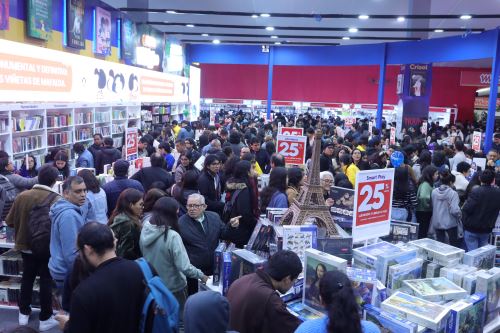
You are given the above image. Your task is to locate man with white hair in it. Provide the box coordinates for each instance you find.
[320,171,335,206]
[178,193,240,295]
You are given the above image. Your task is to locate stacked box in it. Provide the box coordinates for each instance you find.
[463,244,496,270]
[403,277,468,302]
[363,304,418,333]
[221,252,232,296]
[376,247,418,285]
[446,293,486,333]
[410,239,465,266]
[283,225,318,263]
[426,262,442,278]
[316,236,353,264]
[246,219,277,258]
[346,267,377,310]
[381,292,451,331]
[229,249,267,285]
[462,269,486,294]
[372,280,388,307]
[353,241,401,268]
[439,265,478,287]
[213,243,227,286]
[475,267,500,325]
[387,258,424,293]
[381,220,420,244]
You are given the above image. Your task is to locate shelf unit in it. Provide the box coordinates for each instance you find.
[0,102,141,170]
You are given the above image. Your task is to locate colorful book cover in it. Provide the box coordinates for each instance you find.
[403,277,467,302]
[463,244,496,270]
[363,304,418,333]
[27,0,52,40]
[387,258,424,292]
[347,267,377,310]
[446,293,486,333]
[286,299,324,322]
[283,225,317,263]
[353,241,401,267]
[221,252,232,296]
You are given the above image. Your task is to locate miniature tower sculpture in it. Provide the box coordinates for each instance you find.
[279,129,340,236]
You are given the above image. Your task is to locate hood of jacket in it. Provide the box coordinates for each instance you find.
[49,198,82,221]
[225,181,247,191]
[110,213,135,228]
[433,185,454,200]
[183,291,231,333]
[140,220,166,247]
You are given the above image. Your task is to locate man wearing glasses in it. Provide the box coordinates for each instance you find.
[179,193,240,295]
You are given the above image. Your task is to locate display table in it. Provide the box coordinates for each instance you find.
[198,276,222,294]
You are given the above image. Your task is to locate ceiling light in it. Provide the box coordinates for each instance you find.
[251,14,258,18]
[186,24,195,28]
[274,42,281,45]
[212,39,220,44]
[202,33,209,37]
[342,36,350,40]
[460,15,472,20]
[271,35,278,39]
[358,15,369,20]
[397,16,405,22]
[348,27,358,33]
[434,29,444,33]
[266,26,275,31]
[260,13,271,18]
[166,10,177,14]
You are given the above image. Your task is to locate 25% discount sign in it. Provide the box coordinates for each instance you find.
[351,168,395,243]
[276,134,307,165]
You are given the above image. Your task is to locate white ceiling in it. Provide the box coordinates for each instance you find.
[103,0,500,49]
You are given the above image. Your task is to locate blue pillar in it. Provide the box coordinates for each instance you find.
[267,46,275,120]
[484,29,500,153]
[376,43,388,130]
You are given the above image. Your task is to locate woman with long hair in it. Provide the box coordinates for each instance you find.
[140,197,207,315]
[391,166,418,222]
[172,170,200,215]
[19,154,38,178]
[286,167,304,205]
[339,154,359,188]
[53,151,70,180]
[77,169,107,224]
[260,167,288,212]
[142,188,166,223]
[296,270,380,333]
[412,149,432,180]
[174,153,191,184]
[416,165,438,239]
[108,188,143,260]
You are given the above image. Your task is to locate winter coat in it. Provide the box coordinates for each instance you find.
[429,185,461,231]
[224,181,257,248]
[102,177,144,214]
[4,172,38,192]
[76,149,94,169]
[342,164,359,187]
[131,166,174,192]
[416,181,433,212]
[462,185,500,234]
[198,170,224,215]
[140,221,204,293]
[175,164,187,184]
[88,143,102,162]
[95,147,121,175]
[109,213,142,260]
[86,189,108,224]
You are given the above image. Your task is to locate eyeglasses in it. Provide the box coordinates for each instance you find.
[187,204,204,209]
[322,179,334,184]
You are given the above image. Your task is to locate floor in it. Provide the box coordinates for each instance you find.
[0,308,59,333]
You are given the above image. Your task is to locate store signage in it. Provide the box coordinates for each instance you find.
[368,121,373,135]
[352,168,394,242]
[135,34,161,69]
[310,103,343,108]
[460,71,498,87]
[360,104,378,110]
[474,97,500,109]
[213,99,244,104]
[276,134,307,165]
[0,38,188,103]
[126,127,138,161]
[429,107,447,113]
[472,131,482,152]
[189,66,201,121]
[390,126,396,145]
[278,127,304,136]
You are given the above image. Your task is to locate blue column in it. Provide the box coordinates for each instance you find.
[376,43,388,130]
[267,46,275,119]
[484,29,500,153]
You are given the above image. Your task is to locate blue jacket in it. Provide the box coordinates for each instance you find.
[269,191,288,209]
[48,199,86,281]
[76,149,94,168]
[102,177,144,214]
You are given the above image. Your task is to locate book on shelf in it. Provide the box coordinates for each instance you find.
[95,126,111,137]
[112,109,127,120]
[112,124,126,134]
[403,277,468,302]
[12,136,43,154]
[76,128,93,141]
[48,131,72,146]
[47,114,72,128]
[0,117,9,132]
[95,112,110,123]
[12,115,44,132]
[0,278,40,307]
[75,111,93,124]
[0,250,23,276]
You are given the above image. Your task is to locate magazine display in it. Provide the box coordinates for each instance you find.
[475,267,500,325]
[463,244,496,270]
[387,258,424,293]
[353,241,401,268]
[363,304,418,333]
[410,238,465,266]
[403,277,467,302]
[381,292,451,331]
[346,267,377,310]
[303,248,347,314]
[282,225,318,263]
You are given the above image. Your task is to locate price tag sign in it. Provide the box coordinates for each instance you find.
[276,134,307,165]
[421,121,428,136]
[352,168,394,242]
[134,158,144,170]
[126,127,138,161]
[390,126,396,145]
[278,126,304,136]
[472,131,481,152]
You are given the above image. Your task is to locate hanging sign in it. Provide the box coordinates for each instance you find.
[126,127,138,161]
[276,134,307,165]
[352,168,395,243]
[278,127,304,136]
[472,131,482,152]
[390,127,396,145]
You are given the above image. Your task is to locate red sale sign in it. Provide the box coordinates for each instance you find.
[126,127,138,161]
[352,168,394,242]
[276,134,307,165]
[472,131,481,152]
[279,127,304,136]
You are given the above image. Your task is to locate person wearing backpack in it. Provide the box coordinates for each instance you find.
[55,222,146,333]
[5,165,61,331]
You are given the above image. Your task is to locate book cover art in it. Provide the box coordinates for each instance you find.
[387,258,424,292]
[347,267,377,310]
[376,248,418,285]
[463,244,496,270]
[403,277,467,302]
[381,220,419,244]
[246,219,278,258]
[283,225,317,262]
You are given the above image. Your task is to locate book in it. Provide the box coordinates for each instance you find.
[475,267,500,325]
[381,220,419,244]
[229,249,267,285]
[363,304,418,333]
[376,247,418,285]
[316,236,353,264]
[283,225,317,263]
[329,186,354,229]
[387,258,424,292]
[403,277,468,302]
[463,244,496,270]
[303,248,347,314]
[410,239,464,265]
[346,267,377,310]
[221,252,232,296]
[246,219,278,258]
[381,292,451,331]
[213,243,227,286]
[446,293,486,333]
[353,241,401,268]
[372,280,388,307]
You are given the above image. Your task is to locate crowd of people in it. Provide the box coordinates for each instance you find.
[1,111,500,333]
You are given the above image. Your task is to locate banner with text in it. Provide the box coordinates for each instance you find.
[276,134,307,165]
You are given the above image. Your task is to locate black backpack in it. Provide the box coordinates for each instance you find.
[0,175,19,221]
[222,189,241,223]
[27,192,60,257]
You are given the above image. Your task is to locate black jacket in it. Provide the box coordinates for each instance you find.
[225,181,257,248]
[88,144,102,163]
[130,166,174,192]
[102,177,145,215]
[462,185,500,234]
[253,149,270,174]
[95,147,121,175]
[178,211,234,275]
[198,170,224,215]
[320,153,335,174]
[64,257,144,333]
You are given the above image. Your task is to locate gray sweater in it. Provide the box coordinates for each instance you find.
[5,173,38,192]
[429,185,461,230]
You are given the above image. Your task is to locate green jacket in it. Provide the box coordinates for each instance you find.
[416,181,433,212]
[140,221,204,293]
[109,213,142,260]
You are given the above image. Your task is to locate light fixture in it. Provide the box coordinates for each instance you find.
[266,26,275,31]
[251,14,258,18]
[202,33,209,37]
[260,13,271,18]
[342,36,350,40]
[460,14,472,20]
[348,27,358,33]
[212,39,220,44]
[274,42,281,45]
[397,16,405,22]
[434,29,444,33]
[186,24,195,28]
[358,15,369,20]
[271,35,278,39]
[166,10,177,14]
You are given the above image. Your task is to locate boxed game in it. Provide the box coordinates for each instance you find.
[381,292,451,331]
[221,252,232,296]
[363,304,418,333]
[475,267,500,325]
[426,262,443,278]
[316,236,353,264]
[376,247,418,285]
[387,258,424,292]
[462,270,486,294]
[246,219,278,258]
[403,277,468,302]
[286,299,324,322]
[229,249,267,285]
[409,239,465,265]
[381,220,420,244]
[213,243,227,286]
[329,186,354,229]
[353,241,401,268]
[372,280,388,307]
[304,248,347,314]
[283,225,318,263]
[446,293,486,333]
[463,244,496,270]
[346,267,377,310]
[280,276,304,303]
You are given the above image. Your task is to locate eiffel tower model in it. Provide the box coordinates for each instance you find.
[279,129,340,236]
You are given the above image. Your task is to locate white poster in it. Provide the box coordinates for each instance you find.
[189,66,201,121]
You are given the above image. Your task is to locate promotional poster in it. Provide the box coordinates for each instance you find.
[329,186,354,229]
[95,7,111,56]
[121,18,138,65]
[27,0,52,40]
[0,0,9,30]
[398,64,433,129]
[67,0,85,49]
